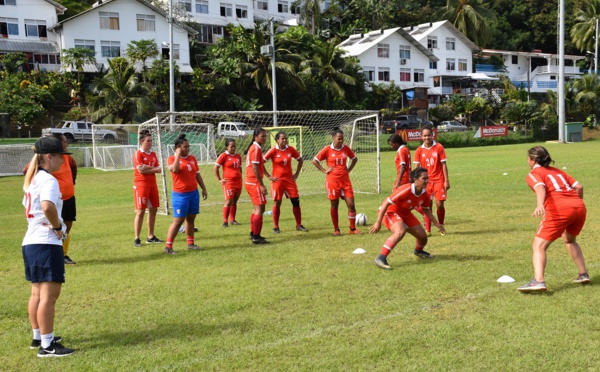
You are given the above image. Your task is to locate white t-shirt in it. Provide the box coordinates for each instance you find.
[22,170,64,246]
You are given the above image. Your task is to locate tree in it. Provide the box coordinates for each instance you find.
[434,0,497,47]
[0,52,27,74]
[125,39,160,75]
[573,73,600,122]
[570,0,600,55]
[61,47,97,84]
[294,0,323,35]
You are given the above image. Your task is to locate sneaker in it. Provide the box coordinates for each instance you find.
[574,273,591,284]
[230,220,241,226]
[517,279,547,292]
[187,244,202,251]
[134,238,142,247]
[252,236,269,244]
[163,248,177,255]
[37,340,74,358]
[273,227,281,234]
[414,249,432,259]
[374,256,392,270]
[222,222,229,228]
[349,228,363,235]
[426,231,432,237]
[31,336,62,349]
[64,256,76,265]
[296,225,309,232]
[332,229,341,236]
[146,236,163,244]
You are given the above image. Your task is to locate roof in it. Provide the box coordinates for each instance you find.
[44,0,66,14]
[481,49,586,60]
[405,21,479,53]
[0,39,60,53]
[339,28,438,62]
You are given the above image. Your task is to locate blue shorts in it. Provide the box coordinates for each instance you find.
[172,190,200,217]
[22,244,65,283]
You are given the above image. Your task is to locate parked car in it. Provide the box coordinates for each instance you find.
[216,122,253,138]
[437,121,468,132]
[41,120,118,143]
[379,120,397,134]
[395,115,433,129]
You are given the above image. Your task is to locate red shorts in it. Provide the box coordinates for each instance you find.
[325,178,354,201]
[270,178,299,201]
[134,184,159,210]
[426,179,447,201]
[382,211,420,230]
[245,182,267,205]
[222,180,242,200]
[536,207,586,241]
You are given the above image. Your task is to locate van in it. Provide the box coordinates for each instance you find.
[216,122,253,138]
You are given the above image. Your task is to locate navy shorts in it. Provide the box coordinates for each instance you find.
[62,196,77,222]
[171,190,200,217]
[22,244,65,283]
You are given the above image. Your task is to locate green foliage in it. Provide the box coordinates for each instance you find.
[0,52,27,74]
[125,39,160,73]
[0,73,53,126]
[429,103,456,122]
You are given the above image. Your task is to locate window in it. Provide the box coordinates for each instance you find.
[0,0,17,5]
[363,66,375,81]
[162,44,180,59]
[256,0,268,10]
[25,19,47,38]
[446,58,455,71]
[278,0,289,13]
[399,45,411,59]
[198,25,223,43]
[179,0,192,12]
[512,55,518,64]
[377,43,389,58]
[429,61,437,69]
[99,12,120,30]
[427,36,437,50]
[446,37,455,50]
[414,69,424,82]
[378,67,390,82]
[74,39,96,55]
[101,41,121,57]
[31,54,60,65]
[0,17,19,36]
[196,0,208,13]
[400,68,411,82]
[220,3,233,17]
[236,5,248,18]
[136,14,155,32]
[458,59,467,71]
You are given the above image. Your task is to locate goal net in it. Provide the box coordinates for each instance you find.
[0,144,35,176]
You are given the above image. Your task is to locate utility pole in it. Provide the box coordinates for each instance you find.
[270,20,278,127]
[169,0,175,126]
[558,0,565,143]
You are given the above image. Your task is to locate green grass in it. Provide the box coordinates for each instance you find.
[1,142,599,370]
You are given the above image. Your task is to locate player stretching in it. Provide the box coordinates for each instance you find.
[263,131,308,233]
[413,126,449,236]
[312,128,361,236]
[214,139,243,227]
[370,167,446,269]
[388,133,411,190]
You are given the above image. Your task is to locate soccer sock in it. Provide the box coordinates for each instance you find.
[187,236,194,245]
[256,214,264,235]
[437,207,446,225]
[273,205,281,228]
[250,213,256,235]
[292,206,302,226]
[330,207,339,230]
[33,328,41,340]
[223,206,230,223]
[230,204,237,222]
[63,234,71,255]
[41,333,54,349]
[348,211,357,230]
[380,237,397,255]
[415,241,426,251]
[424,215,432,232]
[166,240,173,249]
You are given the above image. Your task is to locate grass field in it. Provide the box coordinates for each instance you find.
[1,141,599,371]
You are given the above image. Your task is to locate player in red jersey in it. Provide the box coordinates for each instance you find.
[413,126,449,236]
[214,138,243,227]
[370,167,446,269]
[133,130,163,248]
[388,133,411,190]
[312,128,361,236]
[164,134,208,254]
[517,146,589,292]
[263,131,307,233]
[244,127,273,244]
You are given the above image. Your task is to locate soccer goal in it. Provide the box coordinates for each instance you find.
[0,144,36,176]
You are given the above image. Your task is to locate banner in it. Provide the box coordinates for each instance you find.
[474,126,508,138]
[396,128,437,142]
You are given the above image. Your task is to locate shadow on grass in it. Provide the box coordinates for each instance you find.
[454,228,520,235]
[431,254,502,262]
[82,251,169,266]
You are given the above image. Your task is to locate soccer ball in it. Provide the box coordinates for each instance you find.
[356,213,367,226]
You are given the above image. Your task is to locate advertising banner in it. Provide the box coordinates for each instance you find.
[474,126,508,138]
[397,128,437,142]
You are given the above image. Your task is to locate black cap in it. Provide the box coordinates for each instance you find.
[34,137,73,155]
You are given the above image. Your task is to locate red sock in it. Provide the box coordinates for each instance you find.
[250,213,256,235]
[292,206,301,226]
[424,215,431,232]
[223,206,230,223]
[187,236,194,245]
[256,214,263,235]
[166,240,173,249]
[230,204,237,222]
[273,205,280,228]
[348,211,356,230]
[330,207,339,230]
[380,237,397,255]
[437,208,446,225]
[415,241,426,251]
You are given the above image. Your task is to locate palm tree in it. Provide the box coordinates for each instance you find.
[294,0,322,36]
[573,73,600,122]
[570,0,600,58]
[88,58,154,124]
[61,47,97,84]
[433,0,497,48]
[541,82,579,122]
[125,39,160,75]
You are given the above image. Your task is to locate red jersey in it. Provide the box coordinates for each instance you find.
[394,145,411,186]
[414,141,446,182]
[314,144,356,181]
[245,142,265,183]
[263,145,301,179]
[215,151,242,182]
[167,154,199,193]
[133,150,159,186]
[387,183,431,216]
[526,165,584,214]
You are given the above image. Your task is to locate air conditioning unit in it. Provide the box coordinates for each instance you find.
[400,59,407,65]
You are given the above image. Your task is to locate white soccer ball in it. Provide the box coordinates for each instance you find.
[356,213,367,226]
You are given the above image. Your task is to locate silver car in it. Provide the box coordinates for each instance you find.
[437,121,468,132]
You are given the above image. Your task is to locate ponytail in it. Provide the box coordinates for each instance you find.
[23,153,42,192]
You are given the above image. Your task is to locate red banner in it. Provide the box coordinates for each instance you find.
[475,126,508,138]
[396,128,437,142]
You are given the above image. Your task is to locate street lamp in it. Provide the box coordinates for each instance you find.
[261,20,278,126]
[168,0,175,125]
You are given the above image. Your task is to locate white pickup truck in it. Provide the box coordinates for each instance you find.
[41,121,118,143]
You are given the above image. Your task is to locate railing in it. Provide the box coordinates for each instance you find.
[475,64,501,73]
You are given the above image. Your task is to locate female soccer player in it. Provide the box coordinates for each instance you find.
[214,138,242,227]
[244,127,272,244]
[263,131,307,233]
[133,130,162,247]
[517,146,589,292]
[370,167,446,269]
[413,126,449,236]
[164,134,208,254]
[22,136,75,357]
[388,133,411,190]
[312,128,360,236]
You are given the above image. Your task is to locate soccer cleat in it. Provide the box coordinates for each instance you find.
[374,256,392,270]
[222,222,229,228]
[146,236,163,244]
[296,225,309,232]
[332,229,341,236]
[134,238,142,248]
[63,256,76,265]
[273,227,281,234]
[31,336,62,349]
[349,228,363,235]
[187,244,202,251]
[439,230,446,236]
[37,340,75,358]
[179,226,199,233]
[517,279,547,292]
[414,249,432,259]
[252,236,269,244]
[230,220,241,226]
[574,273,591,284]
[426,231,432,237]
[163,248,178,255]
